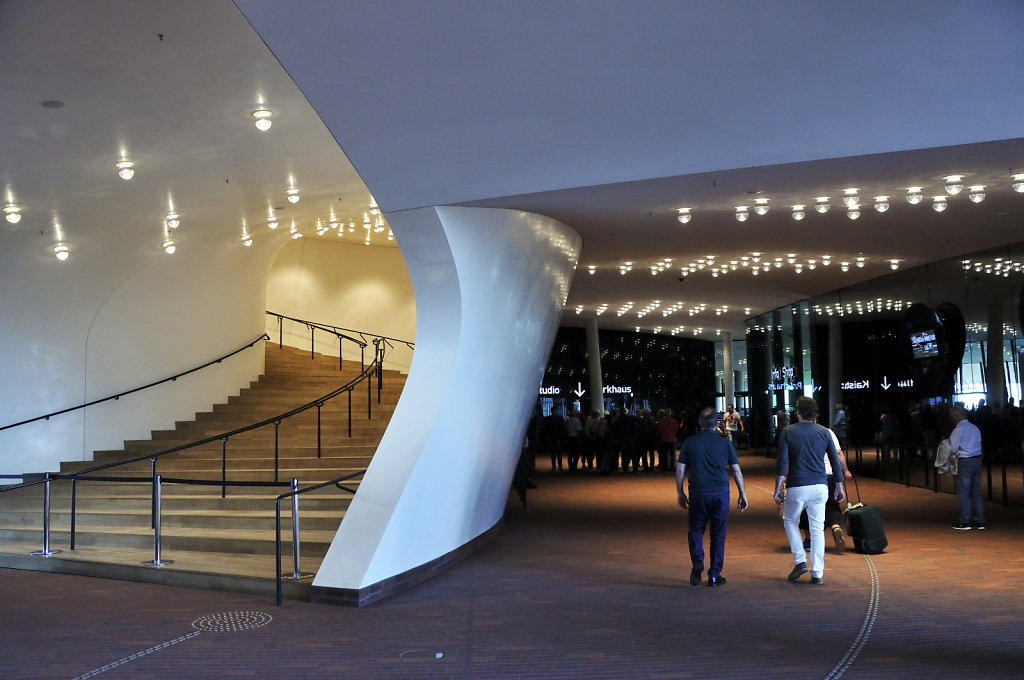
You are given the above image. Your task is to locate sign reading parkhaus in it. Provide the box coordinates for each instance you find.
[538,384,633,395]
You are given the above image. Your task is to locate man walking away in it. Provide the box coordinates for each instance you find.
[676,407,748,587]
[774,397,845,585]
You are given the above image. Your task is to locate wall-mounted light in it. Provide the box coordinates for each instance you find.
[267,211,278,229]
[735,206,749,222]
[873,196,889,212]
[968,185,986,203]
[289,220,302,239]
[791,205,805,221]
[814,197,830,214]
[676,208,692,224]
[1012,174,1024,193]
[840,261,850,272]
[162,239,176,254]
[753,197,770,215]
[856,256,866,268]
[906,187,924,204]
[932,196,948,212]
[3,204,21,223]
[821,255,832,266]
[53,243,69,261]
[286,187,300,204]
[842,188,859,207]
[164,212,180,229]
[890,259,900,270]
[251,108,273,131]
[846,205,861,220]
[943,174,964,195]
[115,160,135,180]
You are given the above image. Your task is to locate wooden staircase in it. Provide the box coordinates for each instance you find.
[0,344,406,600]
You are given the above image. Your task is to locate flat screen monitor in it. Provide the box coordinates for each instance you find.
[910,330,939,359]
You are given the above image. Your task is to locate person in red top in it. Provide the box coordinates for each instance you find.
[656,409,679,472]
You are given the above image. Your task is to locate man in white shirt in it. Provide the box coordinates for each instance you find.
[950,405,985,530]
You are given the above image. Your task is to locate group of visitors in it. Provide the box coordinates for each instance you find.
[676,397,844,587]
[533,407,701,475]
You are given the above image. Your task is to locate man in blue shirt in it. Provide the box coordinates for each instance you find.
[676,407,748,587]
[773,397,845,585]
[950,404,985,530]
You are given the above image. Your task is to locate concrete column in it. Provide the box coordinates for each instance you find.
[987,304,1005,407]
[722,331,734,408]
[585,317,604,414]
[828,316,842,420]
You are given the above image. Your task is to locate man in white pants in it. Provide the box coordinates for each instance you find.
[773,397,845,585]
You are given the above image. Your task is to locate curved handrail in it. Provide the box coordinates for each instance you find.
[0,337,387,497]
[0,333,270,433]
[266,310,414,350]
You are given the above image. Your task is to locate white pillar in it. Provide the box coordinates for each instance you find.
[585,318,604,414]
[722,331,734,408]
[828,317,842,420]
[313,206,581,595]
[987,304,1005,407]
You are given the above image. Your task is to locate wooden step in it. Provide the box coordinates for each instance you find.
[0,341,406,599]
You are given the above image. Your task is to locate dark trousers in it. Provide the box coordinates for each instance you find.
[688,492,730,579]
[658,441,675,471]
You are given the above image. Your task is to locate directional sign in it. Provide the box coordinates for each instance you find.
[573,382,586,398]
[880,376,891,391]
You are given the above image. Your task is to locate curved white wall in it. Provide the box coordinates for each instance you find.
[265,238,415,373]
[0,234,282,476]
[313,206,580,591]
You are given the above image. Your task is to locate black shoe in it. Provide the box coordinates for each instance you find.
[707,576,726,588]
[810,576,824,585]
[974,522,987,530]
[689,561,703,586]
[803,537,811,550]
[788,562,808,581]
[952,522,973,530]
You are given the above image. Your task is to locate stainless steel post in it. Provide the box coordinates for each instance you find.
[290,478,301,579]
[142,475,173,567]
[31,473,61,556]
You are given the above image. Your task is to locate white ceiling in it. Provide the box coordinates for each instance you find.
[4,1,1024,340]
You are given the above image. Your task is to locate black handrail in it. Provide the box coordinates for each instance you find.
[0,337,387,499]
[275,469,366,605]
[266,310,414,351]
[0,333,270,432]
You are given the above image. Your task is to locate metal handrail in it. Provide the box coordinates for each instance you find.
[267,310,414,352]
[0,333,269,432]
[275,469,366,605]
[0,338,386,501]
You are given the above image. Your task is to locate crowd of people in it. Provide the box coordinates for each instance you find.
[528,405,718,475]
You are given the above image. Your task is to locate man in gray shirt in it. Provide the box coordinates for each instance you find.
[773,397,845,585]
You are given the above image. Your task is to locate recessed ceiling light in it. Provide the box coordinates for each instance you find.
[251,108,272,131]
[115,160,135,180]
[3,204,22,224]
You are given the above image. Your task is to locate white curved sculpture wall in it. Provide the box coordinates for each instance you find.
[312,206,580,600]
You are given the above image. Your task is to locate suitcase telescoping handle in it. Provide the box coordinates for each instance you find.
[845,474,864,509]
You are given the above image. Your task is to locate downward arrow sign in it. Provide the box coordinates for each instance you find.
[880,376,891,390]
[573,382,586,398]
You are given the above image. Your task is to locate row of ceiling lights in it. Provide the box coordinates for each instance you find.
[674,173,1024,224]
[577,302,751,319]
[962,256,1024,278]
[1,102,386,258]
[589,252,898,278]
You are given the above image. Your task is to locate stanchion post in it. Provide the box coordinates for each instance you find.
[30,472,62,556]
[142,475,173,567]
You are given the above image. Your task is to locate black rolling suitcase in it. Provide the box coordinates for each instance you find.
[844,476,887,554]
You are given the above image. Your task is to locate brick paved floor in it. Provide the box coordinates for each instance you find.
[2,452,1022,679]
